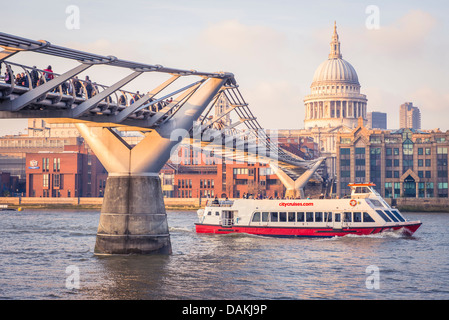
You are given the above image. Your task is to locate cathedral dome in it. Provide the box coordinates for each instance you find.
[310,22,359,87]
[303,22,368,131]
[312,58,359,86]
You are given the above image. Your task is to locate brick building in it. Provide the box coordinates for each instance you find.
[26,144,107,198]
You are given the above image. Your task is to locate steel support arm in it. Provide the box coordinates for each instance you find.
[71,71,143,118]
[114,75,180,123]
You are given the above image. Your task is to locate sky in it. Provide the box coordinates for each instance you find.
[1,0,448,136]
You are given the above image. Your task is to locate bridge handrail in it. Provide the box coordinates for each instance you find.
[0,60,177,116]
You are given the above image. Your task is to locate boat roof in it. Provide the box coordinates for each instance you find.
[347,183,376,187]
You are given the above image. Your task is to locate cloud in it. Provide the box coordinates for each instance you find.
[357,9,438,59]
[200,20,286,56]
[411,86,449,109]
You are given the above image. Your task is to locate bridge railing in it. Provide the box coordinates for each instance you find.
[0,60,174,114]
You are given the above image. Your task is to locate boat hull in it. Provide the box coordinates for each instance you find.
[195,222,422,238]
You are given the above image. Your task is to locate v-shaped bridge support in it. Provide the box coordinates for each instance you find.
[270,158,325,199]
[76,77,227,254]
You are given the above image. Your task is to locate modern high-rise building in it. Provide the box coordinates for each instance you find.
[399,102,421,129]
[367,111,387,129]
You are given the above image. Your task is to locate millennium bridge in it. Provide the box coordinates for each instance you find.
[0,32,324,254]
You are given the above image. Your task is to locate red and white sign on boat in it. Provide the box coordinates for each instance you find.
[195,183,422,238]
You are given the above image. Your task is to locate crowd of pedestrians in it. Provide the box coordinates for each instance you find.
[1,62,175,111]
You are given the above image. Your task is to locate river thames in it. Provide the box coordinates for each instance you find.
[0,209,448,300]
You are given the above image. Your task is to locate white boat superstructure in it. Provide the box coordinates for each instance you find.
[195,183,422,237]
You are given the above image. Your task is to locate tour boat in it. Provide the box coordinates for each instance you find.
[195,183,422,237]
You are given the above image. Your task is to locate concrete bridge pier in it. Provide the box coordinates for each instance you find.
[75,77,227,254]
[96,173,171,254]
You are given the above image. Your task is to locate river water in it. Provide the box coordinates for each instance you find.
[0,209,448,300]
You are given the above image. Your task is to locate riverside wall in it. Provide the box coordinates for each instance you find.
[1,197,448,212]
[0,197,203,210]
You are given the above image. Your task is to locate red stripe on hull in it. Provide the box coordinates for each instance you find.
[195,223,421,237]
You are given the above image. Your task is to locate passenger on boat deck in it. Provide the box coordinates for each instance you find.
[212,197,219,204]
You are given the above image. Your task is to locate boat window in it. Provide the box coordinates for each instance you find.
[384,210,399,222]
[207,211,212,215]
[315,212,323,222]
[324,212,332,222]
[353,212,362,222]
[335,213,341,222]
[306,212,314,222]
[215,212,220,216]
[297,212,304,222]
[344,212,352,222]
[355,186,370,194]
[288,212,295,222]
[376,210,392,222]
[368,199,383,207]
[262,212,269,222]
[252,212,261,222]
[391,209,406,222]
[279,212,287,222]
[363,212,375,222]
[270,212,278,222]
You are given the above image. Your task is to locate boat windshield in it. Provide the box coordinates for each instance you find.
[206,199,234,207]
[353,186,376,194]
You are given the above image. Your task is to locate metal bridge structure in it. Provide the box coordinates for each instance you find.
[0,32,324,254]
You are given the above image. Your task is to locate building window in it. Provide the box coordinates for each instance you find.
[426,183,434,197]
[53,158,61,172]
[43,174,49,188]
[385,182,392,198]
[42,158,50,171]
[437,182,448,197]
[53,174,61,188]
